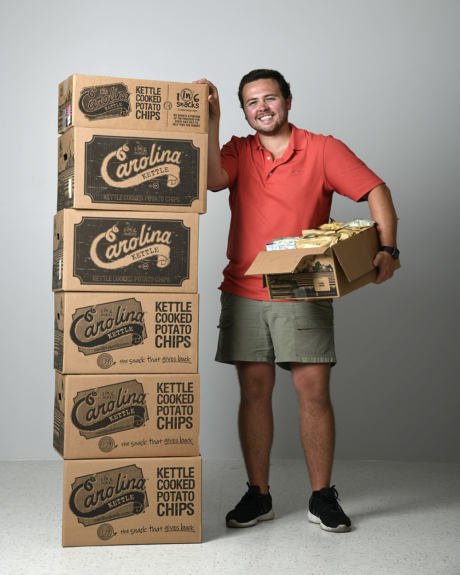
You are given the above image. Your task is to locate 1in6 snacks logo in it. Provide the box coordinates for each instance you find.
[69,465,148,527]
[177,88,200,109]
[84,135,200,207]
[79,83,131,120]
[71,380,148,439]
[73,217,191,287]
[70,298,147,356]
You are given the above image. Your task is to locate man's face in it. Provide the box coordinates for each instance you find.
[242,78,291,136]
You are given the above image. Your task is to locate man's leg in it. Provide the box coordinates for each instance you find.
[291,361,351,532]
[290,362,334,491]
[235,361,275,494]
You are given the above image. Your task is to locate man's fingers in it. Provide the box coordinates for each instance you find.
[372,251,395,284]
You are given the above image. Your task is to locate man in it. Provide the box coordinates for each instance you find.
[193,70,398,533]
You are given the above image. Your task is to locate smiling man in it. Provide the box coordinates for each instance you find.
[194,70,398,533]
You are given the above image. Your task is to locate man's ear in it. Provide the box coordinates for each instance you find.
[286,96,292,111]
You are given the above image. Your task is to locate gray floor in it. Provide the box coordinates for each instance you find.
[1,459,459,575]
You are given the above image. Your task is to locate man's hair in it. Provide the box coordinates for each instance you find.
[238,69,292,108]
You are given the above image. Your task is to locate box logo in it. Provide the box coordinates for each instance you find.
[84,135,200,206]
[177,89,200,109]
[70,298,147,356]
[79,83,131,120]
[69,464,148,527]
[71,380,148,439]
[73,217,191,286]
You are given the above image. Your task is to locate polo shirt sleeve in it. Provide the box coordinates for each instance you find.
[323,136,385,202]
[220,136,240,189]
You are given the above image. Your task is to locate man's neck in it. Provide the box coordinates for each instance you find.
[258,123,292,160]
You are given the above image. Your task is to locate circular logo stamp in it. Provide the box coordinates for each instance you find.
[133,415,145,428]
[180,88,193,102]
[97,353,114,369]
[97,523,115,541]
[131,333,143,346]
[164,101,172,110]
[98,436,116,453]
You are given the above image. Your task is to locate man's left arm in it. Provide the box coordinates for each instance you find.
[362,184,398,285]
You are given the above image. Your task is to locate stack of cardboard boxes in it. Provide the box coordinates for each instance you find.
[52,75,208,547]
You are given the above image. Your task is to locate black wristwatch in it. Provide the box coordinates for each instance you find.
[380,246,400,260]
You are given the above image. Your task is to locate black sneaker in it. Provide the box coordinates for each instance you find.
[308,486,351,532]
[226,483,274,528]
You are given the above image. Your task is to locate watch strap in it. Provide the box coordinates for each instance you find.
[381,246,400,259]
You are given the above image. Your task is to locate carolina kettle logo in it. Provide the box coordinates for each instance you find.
[83,135,200,207]
[70,298,147,356]
[69,464,148,526]
[73,217,191,287]
[89,223,172,270]
[101,142,181,189]
[71,380,148,439]
[79,83,131,120]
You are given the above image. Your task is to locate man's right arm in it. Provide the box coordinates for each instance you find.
[193,79,229,191]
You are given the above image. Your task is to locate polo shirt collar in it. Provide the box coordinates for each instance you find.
[250,123,308,151]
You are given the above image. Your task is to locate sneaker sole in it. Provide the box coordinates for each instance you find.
[226,508,274,528]
[307,511,351,533]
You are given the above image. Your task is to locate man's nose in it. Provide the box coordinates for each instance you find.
[258,101,269,112]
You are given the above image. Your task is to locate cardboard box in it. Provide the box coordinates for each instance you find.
[245,227,401,300]
[52,210,198,293]
[58,75,208,135]
[54,292,199,374]
[62,456,201,546]
[57,128,207,214]
[54,373,200,459]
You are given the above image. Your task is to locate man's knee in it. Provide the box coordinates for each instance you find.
[291,362,331,405]
[236,362,275,403]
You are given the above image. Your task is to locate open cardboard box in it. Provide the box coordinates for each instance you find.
[245,227,400,300]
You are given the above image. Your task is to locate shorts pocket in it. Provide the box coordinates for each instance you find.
[217,314,234,329]
[295,317,333,329]
[294,317,335,358]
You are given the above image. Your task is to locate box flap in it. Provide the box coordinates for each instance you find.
[245,246,329,276]
[331,226,380,282]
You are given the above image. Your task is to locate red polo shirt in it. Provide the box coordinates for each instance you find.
[219,124,384,301]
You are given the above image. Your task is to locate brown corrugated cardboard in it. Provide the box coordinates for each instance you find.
[52,210,198,293]
[54,292,199,374]
[58,75,208,134]
[245,227,401,300]
[62,456,201,546]
[58,128,207,213]
[54,373,200,459]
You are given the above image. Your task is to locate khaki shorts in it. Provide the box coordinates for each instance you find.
[215,291,336,371]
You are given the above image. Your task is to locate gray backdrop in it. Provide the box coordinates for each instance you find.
[1,0,458,462]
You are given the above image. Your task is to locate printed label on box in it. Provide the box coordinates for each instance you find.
[84,135,200,207]
[70,297,147,356]
[71,380,148,439]
[267,255,338,299]
[73,217,191,286]
[69,464,148,527]
[79,83,131,120]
